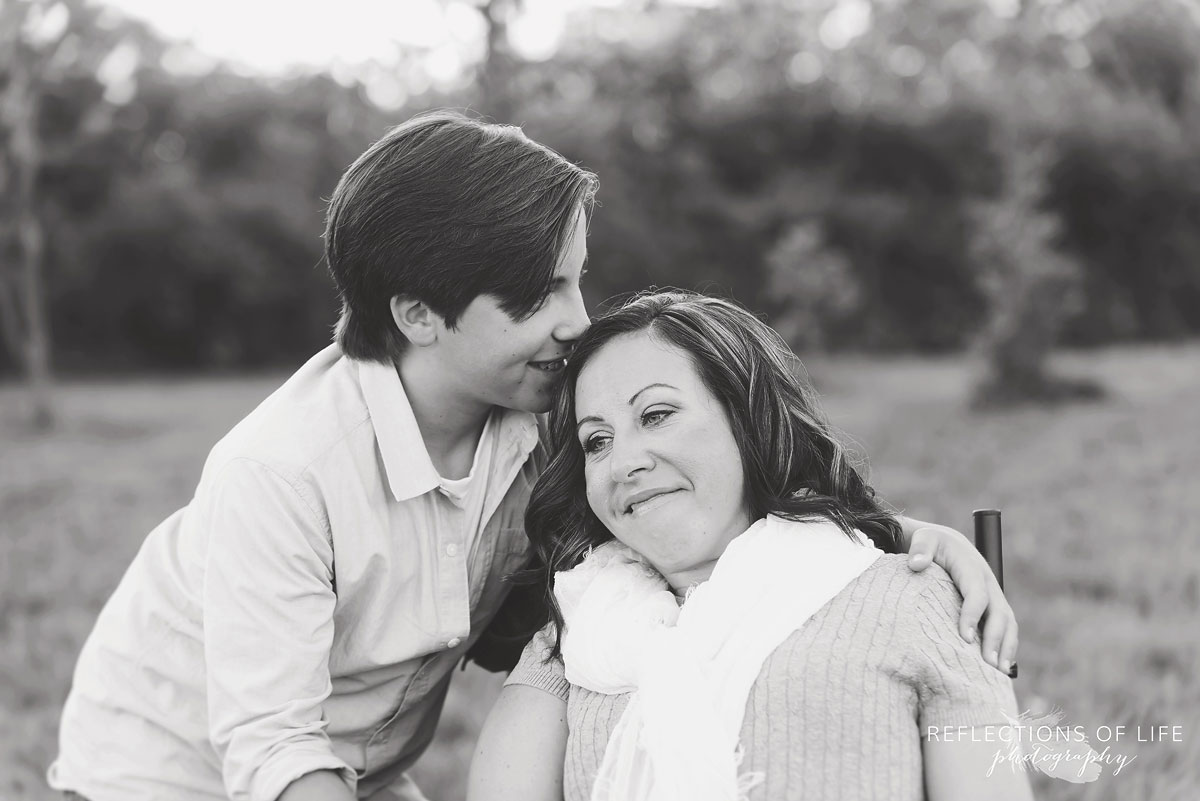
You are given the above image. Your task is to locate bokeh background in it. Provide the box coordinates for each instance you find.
[2,0,1199,799]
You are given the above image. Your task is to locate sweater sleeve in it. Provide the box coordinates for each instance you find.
[503,623,570,702]
[902,568,1020,731]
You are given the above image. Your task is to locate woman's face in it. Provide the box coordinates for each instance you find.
[574,330,752,590]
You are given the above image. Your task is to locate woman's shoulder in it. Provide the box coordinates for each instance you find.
[839,553,960,614]
[752,555,933,673]
[861,557,1013,701]
[504,623,570,702]
[869,553,961,600]
[857,554,966,639]
[759,554,965,678]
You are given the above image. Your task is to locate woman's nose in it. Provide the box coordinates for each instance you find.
[609,435,653,482]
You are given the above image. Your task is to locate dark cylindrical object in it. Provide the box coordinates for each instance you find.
[973,509,1004,591]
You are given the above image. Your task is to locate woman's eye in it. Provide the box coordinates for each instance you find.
[581,434,610,454]
[642,408,674,426]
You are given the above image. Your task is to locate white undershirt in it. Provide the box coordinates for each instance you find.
[435,410,497,556]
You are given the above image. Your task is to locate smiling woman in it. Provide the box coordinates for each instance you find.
[468,291,1033,801]
[527,290,904,619]
[574,333,753,595]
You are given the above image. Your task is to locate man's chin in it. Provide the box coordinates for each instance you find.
[515,396,554,415]
[493,389,554,416]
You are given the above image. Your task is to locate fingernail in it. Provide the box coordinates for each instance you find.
[964,627,977,643]
[1007,662,1019,679]
[999,659,1010,674]
[988,650,999,666]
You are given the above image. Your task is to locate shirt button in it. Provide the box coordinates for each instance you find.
[446,543,459,557]
[446,637,462,648]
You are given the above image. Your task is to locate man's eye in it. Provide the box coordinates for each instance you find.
[642,409,673,426]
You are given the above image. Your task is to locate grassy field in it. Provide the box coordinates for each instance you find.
[3,344,1198,801]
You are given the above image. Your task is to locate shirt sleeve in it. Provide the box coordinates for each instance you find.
[201,457,356,801]
[503,622,570,702]
[903,568,1020,731]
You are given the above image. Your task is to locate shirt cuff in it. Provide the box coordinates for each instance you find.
[251,749,356,801]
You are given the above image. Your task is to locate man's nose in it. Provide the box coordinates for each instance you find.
[553,286,590,344]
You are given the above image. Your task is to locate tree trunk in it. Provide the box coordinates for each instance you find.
[8,67,54,430]
[478,0,519,122]
[18,208,53,430]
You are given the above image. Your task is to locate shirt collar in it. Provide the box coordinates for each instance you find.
[356,359,541,503]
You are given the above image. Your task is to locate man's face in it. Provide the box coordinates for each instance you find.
[434,209,590,414]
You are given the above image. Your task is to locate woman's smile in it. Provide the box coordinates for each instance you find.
[623,488,683,516]
[574,330,751,591]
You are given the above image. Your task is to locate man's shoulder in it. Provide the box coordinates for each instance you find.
[203,346,374,483]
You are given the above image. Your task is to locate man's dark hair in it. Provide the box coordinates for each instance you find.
[324,110,598,362]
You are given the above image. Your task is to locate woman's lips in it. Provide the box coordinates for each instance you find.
[626,489,682,516]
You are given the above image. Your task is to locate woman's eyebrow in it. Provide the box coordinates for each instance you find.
[575,383,679,432]
[628,383,678,406]
[576,414,603,433]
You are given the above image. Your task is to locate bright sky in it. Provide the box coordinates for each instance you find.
[96,0,717,78]
[85,0,927,109]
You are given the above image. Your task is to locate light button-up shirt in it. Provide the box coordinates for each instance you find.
[49,345,544,801]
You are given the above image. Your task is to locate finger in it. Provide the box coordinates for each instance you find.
[998,618,1020,678]
[906,527,938,571]
[958,572,989,645]
[980,600,1007,670]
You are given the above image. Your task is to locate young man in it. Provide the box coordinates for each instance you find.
[49,112,1016,801]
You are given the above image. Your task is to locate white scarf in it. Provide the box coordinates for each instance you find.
[553,515,884,801]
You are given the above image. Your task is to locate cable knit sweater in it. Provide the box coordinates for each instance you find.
[505,554,1018,801]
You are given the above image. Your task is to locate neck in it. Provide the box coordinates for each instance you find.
[395,354,491,480]
[663,560,719,601]
[661,513,759,598]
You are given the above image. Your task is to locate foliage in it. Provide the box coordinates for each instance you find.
[1046,115,1200,345]
[968,145,1105,407]
[1,0,1199,379]
[766,221,859,351]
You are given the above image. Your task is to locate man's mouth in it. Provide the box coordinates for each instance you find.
[528,358,567,373]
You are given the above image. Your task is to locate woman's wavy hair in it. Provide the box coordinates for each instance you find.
[521,290,902,654]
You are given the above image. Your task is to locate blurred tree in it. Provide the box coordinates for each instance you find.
[51,70,370,371]
[969,145,1103,407]
[1087,2,1199,115]
[0,0,157,427]
[2,0,1198,379]
[766,220,859,352]
[448,0,524,122]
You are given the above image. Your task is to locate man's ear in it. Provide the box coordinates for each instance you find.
[390,295,440,347]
